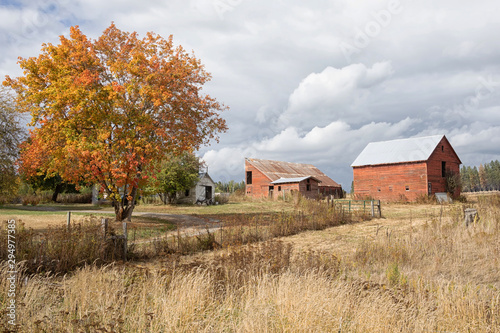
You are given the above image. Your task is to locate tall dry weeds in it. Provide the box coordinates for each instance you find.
[0,217,126,274]
[1,196,499,332]
[2,237,498,332]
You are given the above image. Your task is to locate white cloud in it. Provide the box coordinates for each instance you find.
[279,62,394,129]
[203,117,418,186]
[2,0,500,187]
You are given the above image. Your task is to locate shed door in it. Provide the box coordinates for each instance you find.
[205,186,212,200]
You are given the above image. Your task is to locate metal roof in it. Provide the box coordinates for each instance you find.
[245,158,341,187]
[351,135,445,167]
[271,176,321,185]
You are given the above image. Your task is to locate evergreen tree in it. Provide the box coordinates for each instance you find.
[460,160,500,192]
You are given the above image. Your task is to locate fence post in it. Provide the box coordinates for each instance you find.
[220,222,223,247]
[122,222,128,261]
[101,218,108,237]
[67,212,71,231]
[378,200,382,217]
[371,201,375,217]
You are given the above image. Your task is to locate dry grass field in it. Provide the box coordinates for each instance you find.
[1,194,499,332]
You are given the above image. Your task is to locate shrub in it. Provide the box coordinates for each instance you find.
[21,194,41,206]
[455,194,468,203]
[0,218,126,274]
[214,194,229,205]
[58,192,92,204]
[415,193,437,204]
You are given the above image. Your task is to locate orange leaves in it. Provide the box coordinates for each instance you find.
[111,81,124,93]
[74,69,97,87]
[5,23,227,204]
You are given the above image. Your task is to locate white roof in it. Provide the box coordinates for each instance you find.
[271,176,321,184]
[351,135,444,167]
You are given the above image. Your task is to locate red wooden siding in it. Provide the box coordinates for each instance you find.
[353,137,461,202]
[245,159,333,199]
[272,179,320,199]
[245,161,273,197]
[353,162,428,201]
[426,138,461,197]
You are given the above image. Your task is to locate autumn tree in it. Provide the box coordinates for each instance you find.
[4,24,227,220]
[462,160,500,192]
[478,164,487,190]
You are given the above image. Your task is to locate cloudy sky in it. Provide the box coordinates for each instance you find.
[1,0,499,188]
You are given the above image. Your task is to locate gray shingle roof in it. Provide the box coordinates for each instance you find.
[351,135,445,167]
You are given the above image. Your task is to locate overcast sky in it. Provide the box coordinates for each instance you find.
[1,0,499,188]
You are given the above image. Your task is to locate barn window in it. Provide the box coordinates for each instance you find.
[307,179,310,184]
[278,186,281,191]
[442,161,446,177]
[405,186,410,191]
[185,190,190,197]
[306,184,311,191]
[377,188,381,192]
[389,186,393,192]
[246,171,252,184]
[441,145,444,152]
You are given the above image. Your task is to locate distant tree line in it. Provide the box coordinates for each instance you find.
[461,160,500,192]
[215,180,245,193]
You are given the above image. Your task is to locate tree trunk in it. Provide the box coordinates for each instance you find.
[113,187,138,222]
[159,193,168,205]
[52,183,63,202]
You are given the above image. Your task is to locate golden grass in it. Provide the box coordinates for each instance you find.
[1,195,500,332]
[0,213,97,230]
[133,195,297,215]
[0,195,295,230]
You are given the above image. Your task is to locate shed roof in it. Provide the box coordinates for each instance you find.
[351,135,452,167]
[245,158,341,187]
[198,172,215,185]
[271,176,321,185]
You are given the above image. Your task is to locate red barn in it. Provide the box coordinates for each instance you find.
[245,158,343,199]
[351,135,461,201]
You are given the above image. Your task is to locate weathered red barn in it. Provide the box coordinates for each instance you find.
[245,158,343,199]
[351,135,461,202]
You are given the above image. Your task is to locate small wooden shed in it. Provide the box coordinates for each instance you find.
[177,172,216,204]
[351,135,461,201]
